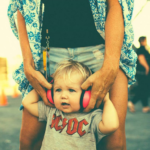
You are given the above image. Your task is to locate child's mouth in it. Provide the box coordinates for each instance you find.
[61,102,70,106]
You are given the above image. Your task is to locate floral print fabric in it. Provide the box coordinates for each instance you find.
[7,0,137,98]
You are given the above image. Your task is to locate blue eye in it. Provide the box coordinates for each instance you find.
[56,89,61,92]
[69,89,75,92]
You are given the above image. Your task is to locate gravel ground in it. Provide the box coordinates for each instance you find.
[0,95,150,150]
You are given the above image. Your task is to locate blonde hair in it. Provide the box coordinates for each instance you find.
[53,60,92,82]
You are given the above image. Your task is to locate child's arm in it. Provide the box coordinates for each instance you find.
[22,89,39,117]
[99,93,119,134]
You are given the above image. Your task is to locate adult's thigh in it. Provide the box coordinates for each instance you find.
[20,108,46,150]
[97,69,128,150]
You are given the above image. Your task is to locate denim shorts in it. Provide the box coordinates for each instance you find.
[39,44,105,75]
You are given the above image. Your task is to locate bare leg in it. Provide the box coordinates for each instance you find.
[97,69,128,150]
[20,108,46,150]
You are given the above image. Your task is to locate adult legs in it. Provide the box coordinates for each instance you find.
[139,75,150,112]
[20,108,46,150]
[128,82,140,112]
[128,75,143,112]
[140,84,149,108]
[97,68,128,150]
[129,74,150,112]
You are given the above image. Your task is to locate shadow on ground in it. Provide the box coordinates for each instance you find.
[0,95,150,150]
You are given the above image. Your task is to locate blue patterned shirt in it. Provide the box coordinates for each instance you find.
[7,0,137,98]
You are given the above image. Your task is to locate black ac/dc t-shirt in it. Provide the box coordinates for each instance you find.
[41,0,104,48]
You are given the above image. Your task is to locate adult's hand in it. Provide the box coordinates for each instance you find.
[145,66,149,75]
[24,59,53,107]
[81,66,118,112]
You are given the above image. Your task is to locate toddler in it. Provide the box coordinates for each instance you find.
[22,60,119,150]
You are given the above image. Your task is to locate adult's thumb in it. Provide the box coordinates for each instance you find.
[81,79,91,90]
[44,81,53,90]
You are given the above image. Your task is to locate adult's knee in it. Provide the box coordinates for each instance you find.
[20,133,43,150]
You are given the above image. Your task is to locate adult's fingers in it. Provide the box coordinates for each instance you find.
[32,79,54,107]
[95,82,111,108]
[34,71,53,89]
[81,78,92,90]
[83,84,103,112]
[95,93,106,108]
[41,89,54,107]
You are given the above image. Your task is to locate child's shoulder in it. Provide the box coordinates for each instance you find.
[91,108,103,115]
[38,101,57,112]
[87,109,102,120]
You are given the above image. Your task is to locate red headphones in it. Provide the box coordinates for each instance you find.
[46,89,91,110]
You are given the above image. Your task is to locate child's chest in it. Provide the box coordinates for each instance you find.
[46,112,91,137]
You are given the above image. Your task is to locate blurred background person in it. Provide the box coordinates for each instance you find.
[128,36,150,113]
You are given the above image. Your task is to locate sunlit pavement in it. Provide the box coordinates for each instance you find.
[0,95,150,150]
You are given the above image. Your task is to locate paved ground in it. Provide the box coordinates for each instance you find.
[0,96,22,150]
[0,94,150,150]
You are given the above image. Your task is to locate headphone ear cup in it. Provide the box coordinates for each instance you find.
[80,90,91,109]
[46,88,54,104]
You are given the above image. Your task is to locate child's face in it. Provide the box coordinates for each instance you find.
[53,72,83,113]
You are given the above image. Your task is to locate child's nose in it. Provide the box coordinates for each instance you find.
[61,91,68,99]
